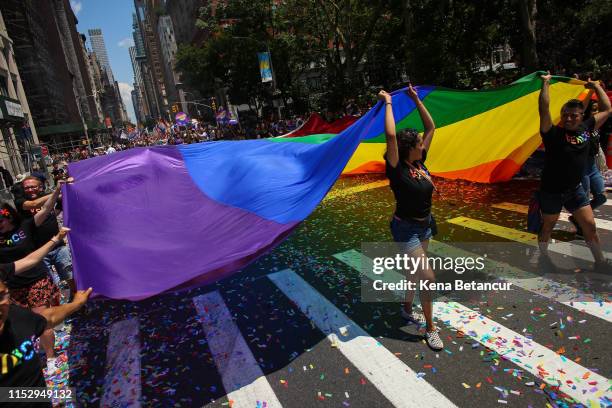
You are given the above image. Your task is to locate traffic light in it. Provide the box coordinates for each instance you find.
[171,104,179,113]
[211,97,217,112]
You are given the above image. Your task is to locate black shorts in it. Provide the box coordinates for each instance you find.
[540,185,590,215]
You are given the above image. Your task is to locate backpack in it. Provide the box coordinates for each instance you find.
[527,191,542,233]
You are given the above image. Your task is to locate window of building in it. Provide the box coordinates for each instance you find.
[11,75,19,97]
[0,74,9,96]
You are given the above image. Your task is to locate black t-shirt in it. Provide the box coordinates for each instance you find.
[0,262,15,282]
[0,305,50,408]
[14,194,62,248]
[541,117,595,193]
[0,219,47,289]
[385,150,434,219]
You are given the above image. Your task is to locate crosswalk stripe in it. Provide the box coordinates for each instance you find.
[432,301,611,406]
[491,202,530,213]
[324,180,389,201]
[193,291,282,408]
[268,269,458,408]
[492,202,612,231]
[335,244,612,323]
[101,318,142,407]
[333,250,612,406]
[427,241,612,323]
[446,216,612,262]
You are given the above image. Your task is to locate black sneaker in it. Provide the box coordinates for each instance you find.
[594,259,612,274]
[537,254,557,274]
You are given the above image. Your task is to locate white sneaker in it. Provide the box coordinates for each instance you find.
[401,308,425,325]
[425,330,444,350]
[45,357,57,376]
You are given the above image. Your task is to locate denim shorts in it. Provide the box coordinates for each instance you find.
[540,184,590,215]
[390,216,433,252]
[43,245,73,283]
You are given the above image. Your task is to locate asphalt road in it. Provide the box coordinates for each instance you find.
[50,174,612,408]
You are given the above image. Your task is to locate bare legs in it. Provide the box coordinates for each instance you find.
[403,240,436,332]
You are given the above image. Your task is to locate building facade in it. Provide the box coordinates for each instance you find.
[129,45,150,122]
[88,28,115,84]
[134,0,169,120]
[79,34,104,124]
[0,9,39,191]
[0,0,89,151]
[165,0,206,45]
[165,0,207,117]
[157,15,184,114]
[131,12,159,120]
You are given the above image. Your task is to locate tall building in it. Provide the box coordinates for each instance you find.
[88,28,115,84]
[131,86,143,124]
[157,15,181,114]
[131,12,159,120]
[88,51,104,98]
[165,0,206,45]
[1,0,87,149]
[134,0,168,120]
[133,12,146,57]
[79,34,104,123]
[0,9,39,184]
[165,0,207,117]
[52,0,93,123]
[129,45,149,121]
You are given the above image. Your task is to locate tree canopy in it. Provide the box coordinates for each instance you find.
[175,0,610,113]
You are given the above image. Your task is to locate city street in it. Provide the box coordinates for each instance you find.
[49,175,612,407]
[1,2,611,407]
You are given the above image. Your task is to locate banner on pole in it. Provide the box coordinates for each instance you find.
[257,52,273,83]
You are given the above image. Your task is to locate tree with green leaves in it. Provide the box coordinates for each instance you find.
[174,0,610,117]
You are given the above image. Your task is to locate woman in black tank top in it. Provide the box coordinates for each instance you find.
[379,85,443,350]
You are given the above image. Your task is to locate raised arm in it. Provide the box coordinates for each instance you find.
[20,195,51,211]
[586,79,612,130]
[539,73,553,133]
[13,228,69,274]
[34,184,61,227]
[33,178,72,227]
[379,90,399,167]
[407,84,435,151]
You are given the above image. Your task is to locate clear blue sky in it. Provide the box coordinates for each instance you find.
[70,0,137,122]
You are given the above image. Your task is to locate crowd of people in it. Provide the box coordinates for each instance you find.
[1,174,92,397]
[44,101,374,167]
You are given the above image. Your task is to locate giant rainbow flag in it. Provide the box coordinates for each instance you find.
[64,73,586,300]
[280,72,588,181]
